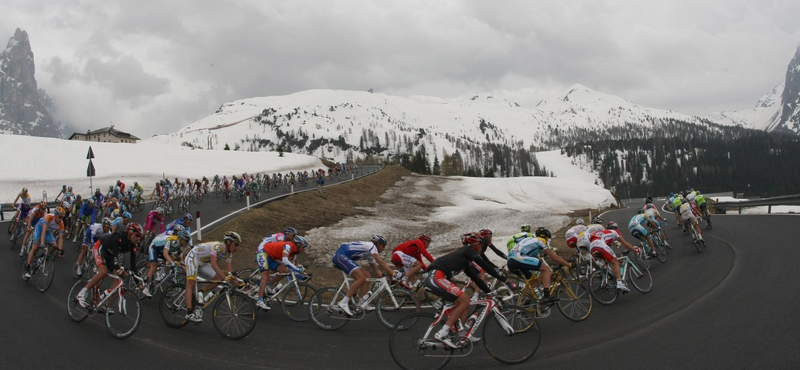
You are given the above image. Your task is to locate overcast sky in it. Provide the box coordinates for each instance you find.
[3,0,799,138]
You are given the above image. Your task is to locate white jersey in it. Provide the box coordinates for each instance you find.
[190,242,231,265]
[577,224,605,249]
[679,202,695,220]
[565,225,586,248]
[90,223,111,241]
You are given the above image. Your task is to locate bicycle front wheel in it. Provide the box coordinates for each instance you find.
[483,305,539,364]
[629,266,653,293]
[389,313,452,370]
[588,269,618,305]
[556,279,593,322]
[36,253,56,293]
[281,282,317,322]
[67,279,91,322]
[212,291,257,340]
[106,290,142,339]
[655,239,668,263]
[376,287,420,329]
[308,287,350,331]
[159,283,189,328]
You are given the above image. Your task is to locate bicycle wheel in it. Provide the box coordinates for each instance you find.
[66,279,92,322]
[388,313,452,370]
[308,287,350,331]
[376,287,420,329]
[212,291,257,340]
[280,282,317,322]
[628,264,653,293]
[7,219,14,235]
[35,252,56,293]
[655,239,668,263]
[159,283,189,328]
[588,269,618,305]
[556,279,593,322]
[106,290,142,339]
[483,305,539,364]
[694,233,705,253]
[636,244,651,270]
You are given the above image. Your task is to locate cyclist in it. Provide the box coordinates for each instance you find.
[507,227,572,301]
[391,234,435,289]
[424,232,510,348]
[576,217,605,251]
[589,221,638,292]
[11,187,31,226]
[679,196,704,242]
[644,201,671,247]
[506,223,535,250]
[9,198,32,242]
[260,226,297,244]
[671,194,685,229]
[565,218,586,249]
[132,181,144,199]
[23,206,67,281]
[116,180,126,193]
[74,217,113,277]
[628,209,660,257]
[332,234,397,316]
[20,201,48,255]
[111,211,132,233]
[184,231,242,323]
[77,223,142,308]
[254,235,309,310]
[166,213,193,237]
[141,227,191,298]
[144,207,166,239]
[75,198,98,233]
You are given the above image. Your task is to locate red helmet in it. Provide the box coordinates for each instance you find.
[462,232,484,251]
[418,234,432,243]
[126,223,143,238]
[479,229,493,240]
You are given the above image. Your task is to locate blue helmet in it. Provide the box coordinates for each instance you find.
[123,211,132,220]
[284,226,297,235]
[183,213,193,222]
[176,229,191,241]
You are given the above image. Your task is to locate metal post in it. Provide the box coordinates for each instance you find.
[246,191,251,210]
[768,205,772,214]
[195,211,202,242]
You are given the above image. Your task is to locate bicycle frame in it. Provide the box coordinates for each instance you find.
[334,271,399,311]
[428,296,514,352]
[89,273,129,315]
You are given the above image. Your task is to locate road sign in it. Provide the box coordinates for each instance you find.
[87,146,95,159]
[87,159,96,177]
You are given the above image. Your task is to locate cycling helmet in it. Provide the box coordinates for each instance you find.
[534,227,552,240]
[294,235,309,248]
[102,218,112,227]
[156,207,164,216]
[134,181,138,186]
[479,229,493,240]
[176,229,191,241]
[223,231,242,244]
[54,206,66,217]
[592,217,604,224]
[114,186,120,192]
[183,213,193,222]
[62,201,70,208]
[67,186,73,192]
[637,208,644,214]
[575,218,585,225]
[95,188,101,193]
[172,224,186,233]
[22,187,28,193]
[127,223,143,238]
[418,234,432,243]
[284,226,297,235]
[87,198,95,205]
[606,221,619,230]
[645,197,652,205]
[108,186,113,191]
[123,211,132,220]
[462,232,484,251]
[371,234,388,246]
[521,223,531,233]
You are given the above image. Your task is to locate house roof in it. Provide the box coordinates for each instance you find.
[68,126,140,141]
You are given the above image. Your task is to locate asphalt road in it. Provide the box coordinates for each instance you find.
[2,190,798,369]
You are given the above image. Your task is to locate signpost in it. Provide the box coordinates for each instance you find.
[87,146,96,192]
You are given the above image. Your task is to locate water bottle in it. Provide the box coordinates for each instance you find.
[533,287,544,301]
[465,311,479,329]
[155,269,166,282]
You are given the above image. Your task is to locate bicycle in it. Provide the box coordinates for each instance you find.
[236,268,317,321]
[131,259,187,300]
[588,250,653,305]
[10,219,26,248]
[687,221,707,252]
[308,271,419,331]
[388,293,539,370]
[22,241,59,293]
[177,194,191,213]
[66,271,142,339]
[701,206,713,229]
[514,264,592,322]
[73,247,98,279]
[647,229,668,263]
[158,274,257,340]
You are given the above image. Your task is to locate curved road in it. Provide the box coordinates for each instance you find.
[2,197,798,369]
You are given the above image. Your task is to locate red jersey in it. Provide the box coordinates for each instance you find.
[392,239,435,268]
[260,241,301,260]
[589,229,621,246]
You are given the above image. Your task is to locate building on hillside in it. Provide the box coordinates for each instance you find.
[68,126,140,143]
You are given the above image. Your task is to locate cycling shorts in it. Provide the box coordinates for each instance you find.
[149,245,166,262]
[682,214,698,225]
[81,227,94,246]
[256,251,281,272]
[184,250,215,281]
[32,221,56,245]
[507,258,544,280]
[424,269,462,303]
[93,241,119,269]
[630,225,648,240]
[589,240,616,262]
[391,251,418,271]
[332,250,360,275]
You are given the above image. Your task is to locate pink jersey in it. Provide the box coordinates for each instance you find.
[144,210,165,233]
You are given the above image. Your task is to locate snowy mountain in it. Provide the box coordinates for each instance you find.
[766,45,800,133]
[704,84,783,131]
[0,28,60,137]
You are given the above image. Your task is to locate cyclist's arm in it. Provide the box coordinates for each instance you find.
[487,242,507,260]
[209,254,228,279]
[543,248,569,267]
[419,244,435,263]
[281,249,302,273]
[469,248,506,283]
[370,253,395,277]
[464,264,492,293]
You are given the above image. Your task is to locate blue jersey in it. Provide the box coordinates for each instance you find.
[335,242,378,263]
[79,203,97,223]
[509,237,546,261]
[628,214,652,229]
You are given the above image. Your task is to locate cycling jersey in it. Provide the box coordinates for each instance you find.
[426,245,504,295]
[260,233,288,244]
[112,217,127,231]
[32,214,65,244]
[82,223,110,246]
[577,224,605,249]
[695,194,707,207]
[565,225,586,249]
[93,230,137,271]
[256,241,302,272]
[332,242,379,275]
[144,210,165,233]
[185,242,231,280]
[506,232,535,251]
[628,214,653,239]
[148,234,183,262]
[590,229,622,246]
[391,239,434,270]
[679,202,698,223]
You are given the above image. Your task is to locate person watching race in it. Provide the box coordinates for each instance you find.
[254,235,309,310]
[424,232,511,348]
[183,231,243,323]
[390,234,435,290]
[332,234,397,316]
